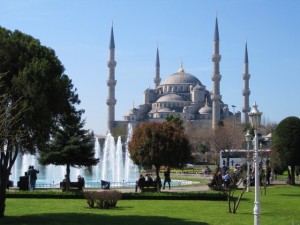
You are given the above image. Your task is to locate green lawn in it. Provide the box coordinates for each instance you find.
[2,185,300,225]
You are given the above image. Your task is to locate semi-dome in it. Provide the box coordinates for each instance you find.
[157,107,173,112]
[161,66,201,85]
[156,93,185,102]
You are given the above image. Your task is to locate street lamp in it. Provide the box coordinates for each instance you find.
[248,102,263,225]
[245,129,252,192]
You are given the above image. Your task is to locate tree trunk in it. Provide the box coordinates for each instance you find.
[66,164,71,191]
[0,166,9,218]
[0,144,18,217]
[154,164,161,192]
[291,165,296,185]
[287,166,295,185]
[234,187,246,213]
[227,195,232,213]
[0,174,7,217]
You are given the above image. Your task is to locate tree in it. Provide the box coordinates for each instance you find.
[272,116,300,185]
[0,27,78,217]
[39,102,99,190]
[165,115,183,128]
[0,76,27,216]
[184,121,212,153]
[211,119,244,166]
[128,122,192,188]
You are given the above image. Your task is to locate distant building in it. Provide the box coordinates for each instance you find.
[106,17,251,133]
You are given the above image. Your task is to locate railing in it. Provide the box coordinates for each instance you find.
[31,179,200,189]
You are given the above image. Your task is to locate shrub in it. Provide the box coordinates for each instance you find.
[84,190,122,209]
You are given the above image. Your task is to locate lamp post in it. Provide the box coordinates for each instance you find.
[245,129,252,192]
[248,102,263,225]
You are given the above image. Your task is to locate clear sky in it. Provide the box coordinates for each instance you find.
[1,0,299,135]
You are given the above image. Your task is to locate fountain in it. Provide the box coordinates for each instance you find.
[9,124,139,188]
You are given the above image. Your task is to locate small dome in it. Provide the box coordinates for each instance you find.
[199,106,212,114]
[156,93,185,102]
[199,98,212,114]
[124,108,136,116]
[144,88,154,93]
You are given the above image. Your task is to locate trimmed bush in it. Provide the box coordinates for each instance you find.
[84,190,122,209]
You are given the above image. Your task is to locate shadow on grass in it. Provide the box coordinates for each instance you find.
[1,213,209,225]
[280,193,300,197]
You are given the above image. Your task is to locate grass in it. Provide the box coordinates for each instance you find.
[2,185,300,225]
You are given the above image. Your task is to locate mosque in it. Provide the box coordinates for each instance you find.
[105,18,250,133]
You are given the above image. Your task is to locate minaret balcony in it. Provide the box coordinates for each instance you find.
[243,73,251,80]
[107,61,117,67]
[211,94,222,101]
[211,54,221,62]
[242,89,251,96]
[106,98,117,105]
[154,77,161,83]
[211,74,222,81]
[107,79,117,86]
[242,106,251,113]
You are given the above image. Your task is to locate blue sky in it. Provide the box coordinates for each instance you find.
[1,0,299,135]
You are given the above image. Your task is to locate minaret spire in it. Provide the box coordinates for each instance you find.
[214,17,219,42]
[154,47,161,88]
[211,16,222,130]
[107,25,117,131]
[242,42,251,123]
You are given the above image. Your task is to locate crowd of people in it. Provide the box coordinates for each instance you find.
[208,160,277,190]
[208,163,244,189]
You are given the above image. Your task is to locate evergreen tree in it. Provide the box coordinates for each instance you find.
[272,116,300,184]
[39,105,99,190]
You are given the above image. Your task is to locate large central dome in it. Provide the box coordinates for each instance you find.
[161,66,201,85]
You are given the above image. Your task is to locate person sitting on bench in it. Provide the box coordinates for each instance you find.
[145,174,153,188]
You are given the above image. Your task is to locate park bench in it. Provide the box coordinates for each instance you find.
[140,180,161,192]
[60,181,84,191]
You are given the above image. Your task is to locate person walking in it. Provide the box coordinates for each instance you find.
[163,166,171,190]
[28,165,39,190]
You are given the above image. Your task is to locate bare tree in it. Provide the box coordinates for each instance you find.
[184,121,212,153]
[208,166,247,214]
[211,119,244,166]
[0,75,27,217]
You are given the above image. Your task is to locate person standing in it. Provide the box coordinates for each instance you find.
[163,166,171,190]
[28,165,39,190]
[135,174,145,192]
[77,175,85,191]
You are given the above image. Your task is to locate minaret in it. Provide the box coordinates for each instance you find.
[154,47,161,88]
[211,17,222,130]
[242,42,251,123]
[106,25,117,131]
